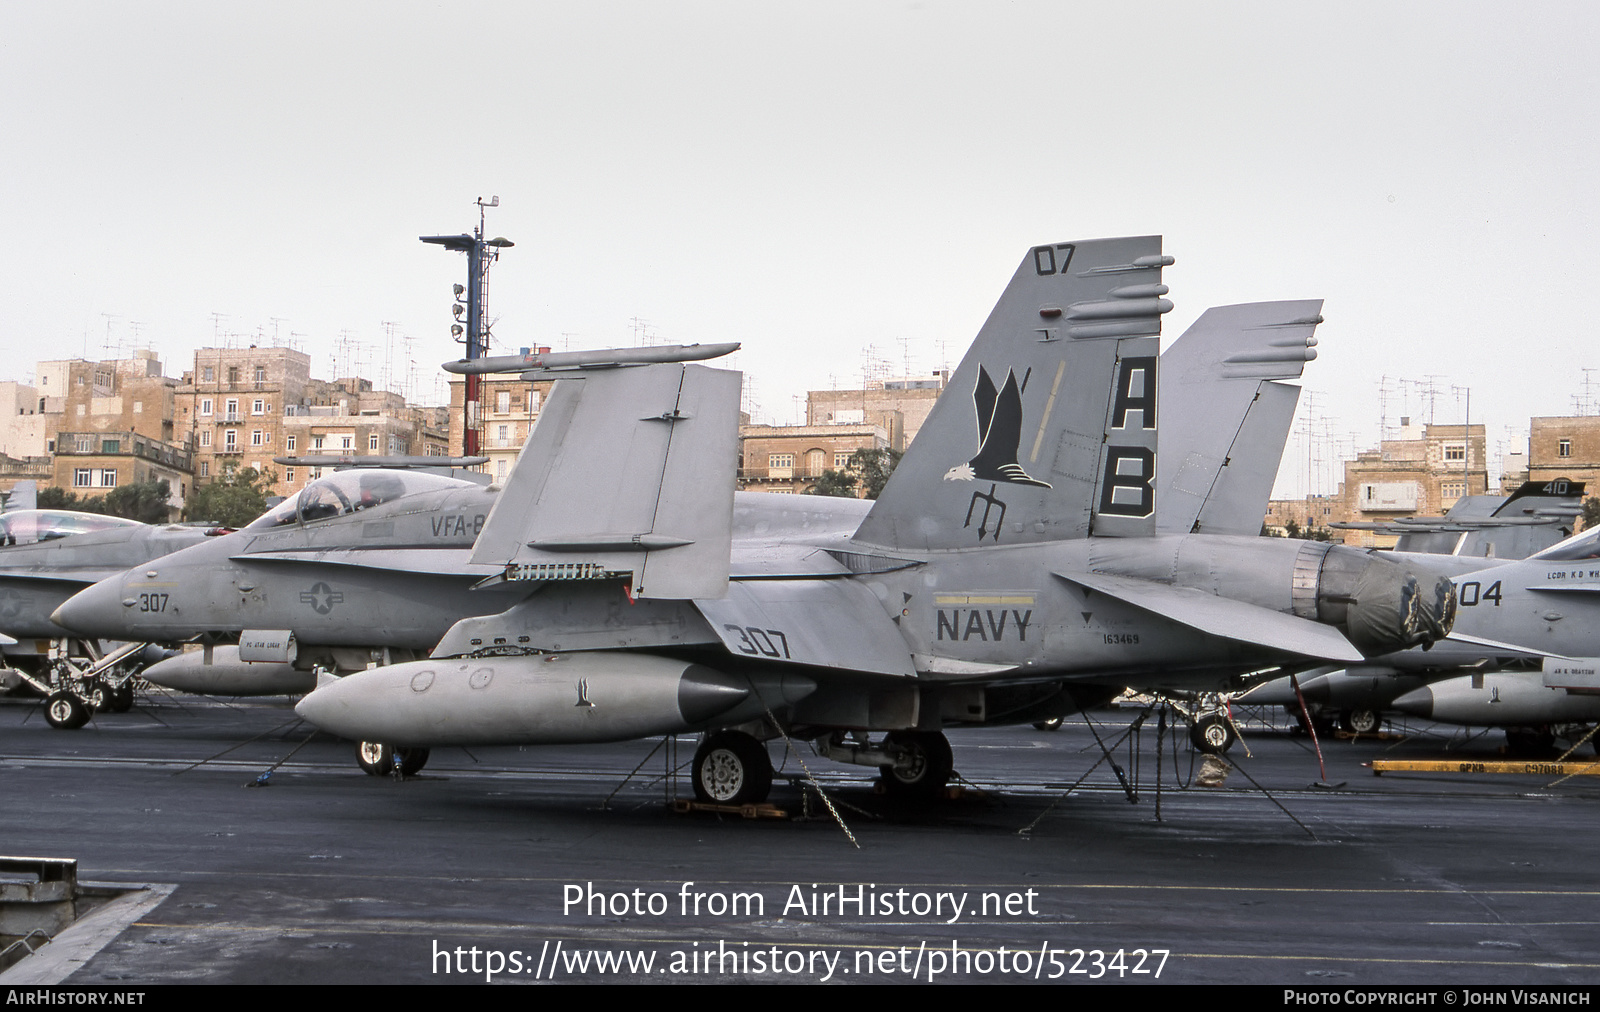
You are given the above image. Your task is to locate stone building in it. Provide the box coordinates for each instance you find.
[805,372,948,453]
[737,422,892,494]
[175,347,311,493]
[1527,415,1600,490]
[35,352,190,514]
[447,374,556,484]
[176,348,448,497]
[1331,420,1488,548]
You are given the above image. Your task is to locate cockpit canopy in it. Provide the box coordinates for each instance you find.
[0,509,144,547]
[246,470,478,530]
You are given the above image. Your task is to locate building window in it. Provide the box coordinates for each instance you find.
[254,366,266,384]
[497,424,510,448]
[341,435,352,450]
[285,467,295,483]
[199,430,212,447]
[224,430,237,451]
[202,367,214,383]
[769,453,794,468]
[1560,438,1572,457]
[252,399,265,415]
[200,461,209,477]
[98,469,116,488]
[834,452,851,468]
[497,391,511,413]
[100,439,119,453]
[287,434,297,452]
[133,401,142,414]
[369,433,380,452]
[227,366,240,384]
[200,398,213,415]
[74,468,91,487]
[225,399,239,421]
[1444,444,1465,462]
[528,391,541,413]
[251,430,264,447]
[1440,481,1465,498]
[75,437,92,453]
[312,435,324,450]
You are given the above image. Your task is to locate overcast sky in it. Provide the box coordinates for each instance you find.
[3,1,1595,497]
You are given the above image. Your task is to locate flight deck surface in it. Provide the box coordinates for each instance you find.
[3,695,1598,985]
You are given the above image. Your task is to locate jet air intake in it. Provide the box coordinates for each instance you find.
[293,653,816,747]
[1291,543,1456,654]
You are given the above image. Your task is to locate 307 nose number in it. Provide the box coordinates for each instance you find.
[137,593,169,613]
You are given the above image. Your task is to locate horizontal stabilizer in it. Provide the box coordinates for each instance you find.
[1057,570,1364,663]
[470,363,741,599]
[695,580,916,677]
[1444,631,1567,657]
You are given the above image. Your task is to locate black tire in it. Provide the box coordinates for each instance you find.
[107,682,135,713]
[44,691,89,730]
[879,730,954,800]
[356,741,394,776]
[84,681,110,712]
[1340,708,1381,735]
[1190,715,1236,754]
[692,731,772,805]
[395,747,430,777]
[1032,717,1064,732]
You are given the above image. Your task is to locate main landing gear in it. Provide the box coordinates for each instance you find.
[1189,714,1238,754]
[691,731,773,805]
[878,730,954,800]
[356,741,430,777]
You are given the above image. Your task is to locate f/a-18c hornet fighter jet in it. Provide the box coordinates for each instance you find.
[0,509,214,726]
[267,235,1457,804]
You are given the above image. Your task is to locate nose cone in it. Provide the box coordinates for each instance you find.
[1389,686,1435,718]
[52,574,130,637]
[295,674,375,740]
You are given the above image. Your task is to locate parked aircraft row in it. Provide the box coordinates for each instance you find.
[7,233,1594,805]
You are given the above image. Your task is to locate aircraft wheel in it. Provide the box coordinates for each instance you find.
[1190,715,1236,754]
[1340,708,1382,735]
[692,731,772,805]
[356,741,395,776]
[84,681,110,712]
[44,691,89,730]
[1032,717,1064,732]
[395,747,430,777]
[879,730,954,800]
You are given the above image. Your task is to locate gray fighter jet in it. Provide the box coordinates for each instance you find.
[0,509,214,725]
[1239,480,1592,739]
[52,301,1319,762]
[278,236,1456,803]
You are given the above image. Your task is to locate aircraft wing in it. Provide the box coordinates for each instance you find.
[1158,301,1322,536]
[470,362,741,600]
[695,579,917,676]
[1057,570,1365,663]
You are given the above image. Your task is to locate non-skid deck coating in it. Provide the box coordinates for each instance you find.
[3,695,1598,985]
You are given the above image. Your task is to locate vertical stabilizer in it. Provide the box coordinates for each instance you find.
[852,237,1172,551]
[1157,300,1323,536]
